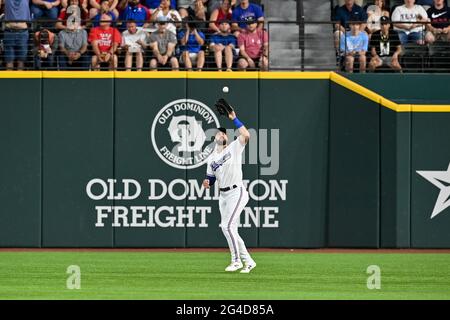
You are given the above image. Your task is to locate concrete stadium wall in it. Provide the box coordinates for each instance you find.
[0,71,449,248]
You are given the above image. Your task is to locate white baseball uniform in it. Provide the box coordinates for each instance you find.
[206,139,254,264]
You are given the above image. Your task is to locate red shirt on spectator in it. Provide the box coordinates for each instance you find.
[237,29,268,59]
[58,6,89,23]
[213,10,232,28]
[89,26,122,52]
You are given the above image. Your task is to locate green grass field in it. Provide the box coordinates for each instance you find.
[0,251,449,299]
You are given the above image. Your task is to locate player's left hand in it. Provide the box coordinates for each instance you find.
[202,179,210,189]
[228,111,236,121]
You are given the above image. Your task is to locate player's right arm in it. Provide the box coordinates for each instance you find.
[203,160,216,189]
[228,111,250,146]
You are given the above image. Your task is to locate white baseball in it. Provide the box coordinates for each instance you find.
[222,86,229,93]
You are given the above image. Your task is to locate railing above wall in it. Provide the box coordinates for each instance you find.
[1,18,450,73]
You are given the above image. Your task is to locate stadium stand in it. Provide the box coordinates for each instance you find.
[1,0,450,72]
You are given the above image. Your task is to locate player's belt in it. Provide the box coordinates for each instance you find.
[219,185,238,192]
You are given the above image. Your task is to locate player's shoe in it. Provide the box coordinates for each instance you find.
[225,261,243,272]
[240,261,256,274]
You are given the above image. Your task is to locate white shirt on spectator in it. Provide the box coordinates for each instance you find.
[153,10,181,35]
[392,4,428,34]
[122,29,148,53]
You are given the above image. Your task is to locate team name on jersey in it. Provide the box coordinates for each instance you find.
[211,152,231,172]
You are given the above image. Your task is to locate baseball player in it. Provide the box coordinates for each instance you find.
[202,98,256,273]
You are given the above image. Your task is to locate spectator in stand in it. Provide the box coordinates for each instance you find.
[210,19,236,71]
[33,28,58,69]
[237,16,268,71]
[89,0,119,19]
[207,0,235,14]
[58,20,89,69]
[56,0,89,30]
[121,20,147,70]
[392,0,429,45]
[89,13,122,69]
[144,0,176,11]
[425,0,450,43]
[178,16,205,70]
[337,0,364,6]
[231,0,264,35]
[209,0,232,33]
[177,0,207,19]
[369,16,402,71]
[151,0,181,35]
[31,0,61,21]
[339,18,368,73]
[91,0,118,27]
[2,0,31,70]
[333,0,367,49]
[118,0,151,29]
[366,0,390,35]
[148,18,179,70]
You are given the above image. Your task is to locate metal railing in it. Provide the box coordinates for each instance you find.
[0,19,268,71]
[1,18,450,72]
[268,20,450,73]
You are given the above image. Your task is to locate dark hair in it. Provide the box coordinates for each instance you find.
[185,16,197,29]
[217,127,227,134]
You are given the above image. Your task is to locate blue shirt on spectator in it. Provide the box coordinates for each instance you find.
[210,33,237,47]
[334,4,367,29]
[120,4,151,28]
[232,3,264,29]
[92,12,117,27]
[4,0,31,21]
[178,30,205,53]
[145,0,177,9]
[339,31,368,54]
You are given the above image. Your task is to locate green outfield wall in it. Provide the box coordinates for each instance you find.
[0,72,449,248]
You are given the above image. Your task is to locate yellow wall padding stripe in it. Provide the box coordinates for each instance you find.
[0,71,42,78]
[410,104,450,112]
[1,70,450,111]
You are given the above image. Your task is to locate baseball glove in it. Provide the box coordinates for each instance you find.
[215,98,234,117]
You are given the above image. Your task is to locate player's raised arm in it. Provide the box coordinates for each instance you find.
[228,111,250,146]
[215,98,250,146]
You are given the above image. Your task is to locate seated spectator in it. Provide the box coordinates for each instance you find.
[178,17,205,70]
[237,16,268,71]
[89,13,122,69]
[208,0,236,14]
[91,0,118,27]
[339,18,368,73]
[369,16,402,71]
[31,0,61,21]
[209,0,232,33]
[337,0,364,6]
[210,19,236,71]
[392,0,429,44]
[121,20,147,70]
[3,0,31,70]
[33,28,58,69]
[118,0,151,29]
[425,0,450,44]
[144,0,176,11]
[366,0,390,35]
[58,23,89,69]
[56,0,89,30]
[333,0,367,49]
[150,0,181,35]
[177,0,207,19]
[89,0,119,19]
[231,0,264,35]
[148,19,179,70]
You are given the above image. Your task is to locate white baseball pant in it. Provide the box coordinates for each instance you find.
[219,186,253,264]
